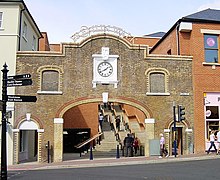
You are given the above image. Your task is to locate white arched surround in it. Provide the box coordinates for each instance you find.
[14,120,44,163]
[19,120,39,130]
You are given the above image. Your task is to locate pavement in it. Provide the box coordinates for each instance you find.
[8,152,220,171]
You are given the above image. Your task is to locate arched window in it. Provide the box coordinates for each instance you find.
[150,72,165,93]
[42,70,59,91]
[146,68,170,96]
[37,66,63,95]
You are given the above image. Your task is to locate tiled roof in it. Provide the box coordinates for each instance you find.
[145,32,166,38]
[183,8,220,22]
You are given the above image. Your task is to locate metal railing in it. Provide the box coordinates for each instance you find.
[75,132,103,157]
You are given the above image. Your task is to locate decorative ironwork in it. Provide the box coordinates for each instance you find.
[71,25,134,43]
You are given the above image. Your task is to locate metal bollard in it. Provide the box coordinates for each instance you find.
[116,145,120,159]
[90,146,93,160]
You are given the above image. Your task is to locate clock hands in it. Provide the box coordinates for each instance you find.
[100,67,109,73]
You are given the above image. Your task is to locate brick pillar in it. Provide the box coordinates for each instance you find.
[144,118,155,157]
[12,129,19,164]
[54,118,63,162]
[37,129,44,162]
[164,129,171,155]
[186,128,193,154]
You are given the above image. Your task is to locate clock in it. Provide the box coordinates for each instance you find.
[97,62,113,77]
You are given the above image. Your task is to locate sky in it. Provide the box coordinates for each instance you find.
[25,0,220,44]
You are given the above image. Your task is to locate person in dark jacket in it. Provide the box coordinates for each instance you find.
[124,134,133,157]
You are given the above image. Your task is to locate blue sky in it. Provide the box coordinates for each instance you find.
[25,0,220,43]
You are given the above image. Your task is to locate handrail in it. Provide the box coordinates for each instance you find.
[75,132,103,149]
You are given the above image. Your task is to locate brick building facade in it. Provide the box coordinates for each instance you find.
[12,31,193,163]
[150,9,220,154]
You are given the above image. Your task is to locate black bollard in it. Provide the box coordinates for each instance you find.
[90,146,93,160]
[116,145,120,159]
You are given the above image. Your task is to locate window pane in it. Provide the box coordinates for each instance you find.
[150,73,165,93]
[204,35,218,49]
[205,49,218,63]
[0,12,2,28]
[206,106,219,119]
[42,70,59,91]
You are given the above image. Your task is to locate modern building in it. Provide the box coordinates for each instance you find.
[150,8,220,154]
[0,0,42,165]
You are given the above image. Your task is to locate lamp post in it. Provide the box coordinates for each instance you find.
[1,63,8,179]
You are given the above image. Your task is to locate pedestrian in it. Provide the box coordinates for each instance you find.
[217,130,220,155]
[123,133,133,157]
[115,116,120,132]
[207,130,217,154]
[133,137,139,156]
[98,113,104,131]
[159,133,169,158]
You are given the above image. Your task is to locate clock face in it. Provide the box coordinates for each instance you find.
[97,62,113,77]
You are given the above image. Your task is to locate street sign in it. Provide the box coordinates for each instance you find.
[7,95,37,102]
[7,79,32,87]
[7,74,31,80]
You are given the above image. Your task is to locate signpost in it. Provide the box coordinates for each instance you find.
[7,79,32,87]
[7,73,31,80]
[7,95,37,102]
[1,64,36,180]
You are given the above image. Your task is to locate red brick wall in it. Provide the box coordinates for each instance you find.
[151,22,220,153]
[151,29,178,55]
[63,103,99,137]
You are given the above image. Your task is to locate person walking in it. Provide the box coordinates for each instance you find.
[115,116,120,132]
[159,133,168,158]
[98,113,104,132]
[217,130,220,155]
[207,130,217,154]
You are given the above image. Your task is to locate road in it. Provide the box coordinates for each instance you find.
[8,158,220,180]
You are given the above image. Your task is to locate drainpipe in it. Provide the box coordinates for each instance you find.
[176,22,180,55]
[18,8,25,51]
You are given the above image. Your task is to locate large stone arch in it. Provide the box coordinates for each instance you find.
[53,96,153,162]
[56,97,153,119]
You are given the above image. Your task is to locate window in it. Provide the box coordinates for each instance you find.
[206,106,219,119]
[22,21,27,39]
[42,70,59,91]
[205,106,220,139]
[32,36,36,50]
[204,34,218,63]
[150,72,165,93]
[146,68,170,96]
[0,12,3,28]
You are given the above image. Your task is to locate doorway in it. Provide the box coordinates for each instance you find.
[19,130,38,162]
[172,127,183,155]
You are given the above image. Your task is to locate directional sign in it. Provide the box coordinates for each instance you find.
[7,74,31,80]
[7,79,32,87]
[7,95,37,102]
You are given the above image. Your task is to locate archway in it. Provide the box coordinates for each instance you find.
[14,118,44,164]
[55,97,152,161]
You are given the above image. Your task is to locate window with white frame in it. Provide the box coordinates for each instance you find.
[0,12,3,28]
[32,36,36,50]
[204,34,219,63]
[22,21,27,39]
